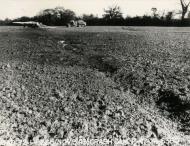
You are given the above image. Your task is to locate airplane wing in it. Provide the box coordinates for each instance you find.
[12,21,41,28]
[12,21,56,29]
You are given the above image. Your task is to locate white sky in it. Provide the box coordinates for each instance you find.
[0,0,184,19]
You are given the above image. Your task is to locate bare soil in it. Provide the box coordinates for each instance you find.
[0,26,190,145]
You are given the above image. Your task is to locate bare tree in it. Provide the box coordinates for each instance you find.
[151,7,158,17]
[180,0,190,20]
[165,11,175,21]
[188,11,190,18]
[103,6,123,20]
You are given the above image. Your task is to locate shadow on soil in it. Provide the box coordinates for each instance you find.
[87,55,120,74]
[32,41,121,74]
[156,89,190,134]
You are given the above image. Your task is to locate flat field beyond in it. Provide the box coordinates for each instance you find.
[0,26,190,145]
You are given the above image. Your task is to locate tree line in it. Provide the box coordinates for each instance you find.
[1,0,190,26]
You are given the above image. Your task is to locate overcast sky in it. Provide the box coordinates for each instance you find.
[0,0,183,19]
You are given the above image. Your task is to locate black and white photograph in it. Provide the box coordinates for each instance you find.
[0,0,190,145]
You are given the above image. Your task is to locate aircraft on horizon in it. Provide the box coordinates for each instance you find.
[12,21,55,29]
